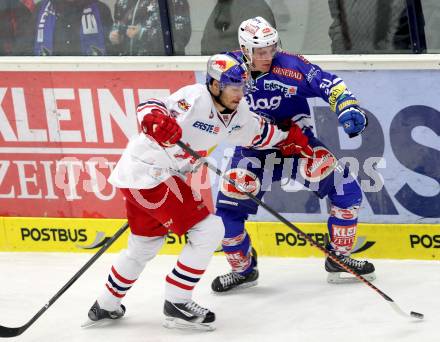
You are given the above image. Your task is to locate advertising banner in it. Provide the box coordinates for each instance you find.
[0,69,439,225]
[1,217,438,260]
[251,222,440,260]
[0,70,197,217]
[0,217,186,254]
[204,70,440,224]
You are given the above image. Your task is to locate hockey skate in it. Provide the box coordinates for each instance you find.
[211,248,258,293]
[325,253,376,284]
[211,268,259,293]
[81,300,126,328]
[163,300,215,331]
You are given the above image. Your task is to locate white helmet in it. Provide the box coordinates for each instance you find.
[238,17,279,59]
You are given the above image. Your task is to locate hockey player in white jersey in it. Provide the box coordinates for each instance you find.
[86,53,313,331]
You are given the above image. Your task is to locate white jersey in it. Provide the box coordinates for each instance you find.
[109,83,288,189]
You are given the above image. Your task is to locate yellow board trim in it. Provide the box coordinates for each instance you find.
[247,222,440,260]
[0,217,6,250]
[0,217,439,260]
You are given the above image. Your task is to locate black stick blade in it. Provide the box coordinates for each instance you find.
[410,311,424,320]
[389,302,424,320]
[0,325,25,338]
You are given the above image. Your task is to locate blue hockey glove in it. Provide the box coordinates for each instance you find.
[337,107,368,138]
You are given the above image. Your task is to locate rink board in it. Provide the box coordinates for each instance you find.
[0,217,438,260]
[0,64,440,225]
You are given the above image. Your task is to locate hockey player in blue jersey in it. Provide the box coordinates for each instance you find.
[211,16,375,292]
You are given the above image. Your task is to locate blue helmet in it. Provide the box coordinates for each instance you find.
[206,53,248,89]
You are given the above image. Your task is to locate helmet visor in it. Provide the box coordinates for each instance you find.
[252,44,279,61]
[219,64,248,88]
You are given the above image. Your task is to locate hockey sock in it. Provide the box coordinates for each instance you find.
[327,205,359,255]
[165,260,205,303]
[165,214,224,303]
[97,234,165,311]
[217,209,254,275]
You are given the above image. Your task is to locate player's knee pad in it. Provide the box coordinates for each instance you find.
[328,173,362,209]
[216,207,247,236]
[216,168,262,215]
[187,214,225,252]
[126,233,165,265]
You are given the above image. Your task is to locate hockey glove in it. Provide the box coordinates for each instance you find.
[275,123,314,158]
[276,118,293,132]
[337,107,368,138]
[141,109,182,147]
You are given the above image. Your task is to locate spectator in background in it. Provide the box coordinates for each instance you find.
[392,6,411,51]
[328,0,408,54]
[201,0,275,55]
[110,0,191,56]
[0,0,34,55]
[421,0,440,52]
[30,0,113,56]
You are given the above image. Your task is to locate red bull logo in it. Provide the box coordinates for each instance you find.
[212,58,236,72]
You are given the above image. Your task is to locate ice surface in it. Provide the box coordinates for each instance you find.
[0,253,438,342]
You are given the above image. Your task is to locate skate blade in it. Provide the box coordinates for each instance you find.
[212,280,258,295]
[81,317,123,328]
[327,272,376,284]
[81,318,103,328]
[163,317,215,331]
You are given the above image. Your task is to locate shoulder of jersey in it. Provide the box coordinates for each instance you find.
[234,98,253,123]
[172,84,205,105]
[237,97,251,113]
[275,50,311,66]
[170,83,211,113]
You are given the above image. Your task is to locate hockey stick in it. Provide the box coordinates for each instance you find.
[0,222,130,338]
[176,141,424,320]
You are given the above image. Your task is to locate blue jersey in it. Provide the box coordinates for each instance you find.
[228,50,357,132]
[215,50,363,265]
